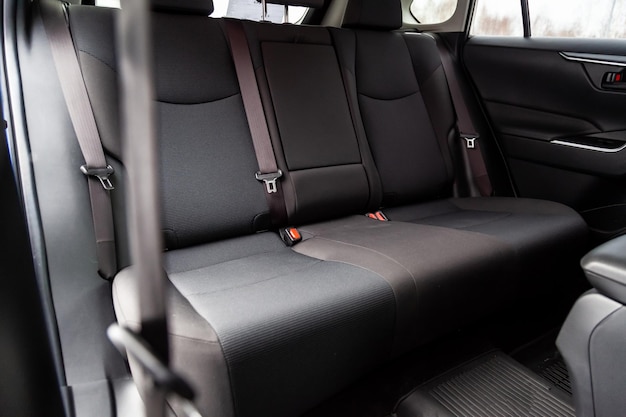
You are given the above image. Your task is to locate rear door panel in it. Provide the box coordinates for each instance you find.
[464,37,626,242]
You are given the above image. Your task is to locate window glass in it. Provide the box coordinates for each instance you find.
[529,0,626,38]
[214,0,308,23]
[470,0,523,36]
[410,0,458,24]
[95,0,120,7]
[95,0,308,24]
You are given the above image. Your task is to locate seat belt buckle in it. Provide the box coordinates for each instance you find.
[280,227,302,246]
[366,210,388,221]
[255,170,283,194]
[81,164,115,190]
[461,133,479,149]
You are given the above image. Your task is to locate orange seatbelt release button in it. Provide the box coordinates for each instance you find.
[375,211,388,221]
[280,227,302,246]
[366,211,388,221]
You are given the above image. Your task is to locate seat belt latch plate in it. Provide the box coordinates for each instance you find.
[81,164,115,190]
[461,133,479,149]
[255,170,283,194]
[280,227,302,246]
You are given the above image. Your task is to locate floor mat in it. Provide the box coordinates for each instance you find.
[510,329,572,397]
[414,351,574,417]
[535,354,572,396]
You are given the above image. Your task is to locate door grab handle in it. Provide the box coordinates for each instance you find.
[560,52,626,68]
[551,139,626,153]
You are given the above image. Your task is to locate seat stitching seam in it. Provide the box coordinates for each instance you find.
[167,248,282,274]
[156,91,240,106]
[174,260,324,296]
[168,333,221,345]
[305,236,418,284]
[359,90,420,102]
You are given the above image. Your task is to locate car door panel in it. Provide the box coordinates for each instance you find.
[464,37,626,242]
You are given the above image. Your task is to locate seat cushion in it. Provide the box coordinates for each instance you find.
[293,216,518,353]
[113,232,395,417]
[386,197,588,257]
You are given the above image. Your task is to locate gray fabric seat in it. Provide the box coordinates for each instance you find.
[330,0,589,277]
[69,3,398,417]
[66,0,589,416]
[114,233,395,417]
[240,19,523,352]
[240,0,587,351]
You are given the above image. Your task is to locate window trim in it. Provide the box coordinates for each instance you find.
[520,0,531,37]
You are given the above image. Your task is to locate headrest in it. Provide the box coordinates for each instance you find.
[267,0,324,8]
[150,0,214,15]
[342,0,402,31]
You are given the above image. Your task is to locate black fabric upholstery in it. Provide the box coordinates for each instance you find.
[157,99,268,248]
[332,29,452,205]
[263,43,360,170]
[386,197,589,289]
[65,3,590,417]
[150,0,214,16]
[152,14,269,248]
[153,13,238,104]
[402,33,456,180]
[293,216,517,353]
[90,9,393,417]
[387,197,587,254]
[334,2,588,275]
[342,0,402,31]
[242,19,550,359]
[70,9,269,248]
[242,21,382,224]
[115,233,395,417]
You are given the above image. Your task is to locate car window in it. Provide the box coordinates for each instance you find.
[471,0,626,38]
[469,0,523,36]
[95,0,120,7]
[528,0,626,38]
[214,0,308,23]
[410,0,458,24]
[95,0,309,24]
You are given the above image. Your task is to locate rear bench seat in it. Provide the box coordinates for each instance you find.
[240,0,587,341]
[57,0,589,416]
[69,4,395,417]
[239,17,515,351]
[335,0,588,279]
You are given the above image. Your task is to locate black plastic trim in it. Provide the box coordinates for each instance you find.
[520,0,530,38]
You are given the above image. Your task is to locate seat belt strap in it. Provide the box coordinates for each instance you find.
[224,19,288,225]
[436,37,493,197]
[41,0,117,279]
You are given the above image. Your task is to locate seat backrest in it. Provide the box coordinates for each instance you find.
[69,0,271,251]
[241,19,383,225]
[338,0,458,207]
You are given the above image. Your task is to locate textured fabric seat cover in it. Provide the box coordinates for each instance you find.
[240,19,524,353]
[71,3,397,417]
[114,233,394,417]
[335,0,588,269]
[66,0,591,415]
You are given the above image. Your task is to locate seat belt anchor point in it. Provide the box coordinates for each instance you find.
[255,169,283,194]
[461,133,479,149]
[81,164,115,190]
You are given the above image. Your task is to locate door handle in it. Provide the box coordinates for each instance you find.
[602,70,626,90]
